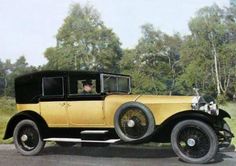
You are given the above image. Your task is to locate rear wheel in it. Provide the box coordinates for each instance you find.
[171,120,218,164]
[13,120,45,156]
[114,102,155,142]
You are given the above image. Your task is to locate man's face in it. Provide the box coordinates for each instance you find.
[83,84,93,92]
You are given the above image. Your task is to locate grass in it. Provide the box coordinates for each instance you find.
[0,97,235,146]
[220,102,236,145]
[0,97,16,144]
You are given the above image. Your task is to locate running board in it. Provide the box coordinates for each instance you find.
[80,130,108,134]
[43,138,120,143]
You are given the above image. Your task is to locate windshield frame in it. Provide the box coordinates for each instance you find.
[100,73,131,94]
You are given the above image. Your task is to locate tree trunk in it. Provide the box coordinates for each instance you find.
[211,42,221,96]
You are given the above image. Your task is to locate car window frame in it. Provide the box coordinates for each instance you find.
[67,74,102,99]
[68,78,97,96]
[42,76,65,97]
[100,73,131,94]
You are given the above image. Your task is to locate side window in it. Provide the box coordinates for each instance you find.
[69,76,97,95]
[42,77,64,96]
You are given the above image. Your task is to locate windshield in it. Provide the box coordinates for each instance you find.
[101,74,131,93]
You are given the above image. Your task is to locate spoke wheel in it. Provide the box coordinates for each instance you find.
[171,120,218,164]
[177,126,210,158]
[119,108,149,139]
[114,102,155,142]
[17,125,39,151]
[13,120,45,156]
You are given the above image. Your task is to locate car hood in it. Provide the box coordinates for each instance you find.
[135,95,195,104]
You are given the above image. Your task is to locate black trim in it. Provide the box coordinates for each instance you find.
[43,128,119,139]
[218,109,231,119]
[67,94,106,101]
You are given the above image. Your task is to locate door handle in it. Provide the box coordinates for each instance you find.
[66,103,71,107]
[59,102,66,107]
[59,102,71,107]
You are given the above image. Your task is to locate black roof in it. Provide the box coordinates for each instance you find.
[14,70,130,104]
[15,70,130,81]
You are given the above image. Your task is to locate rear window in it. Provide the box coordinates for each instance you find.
[42,77,64,96]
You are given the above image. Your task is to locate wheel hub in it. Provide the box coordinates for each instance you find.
[127,120,135,127]
[187,138,196,147]
[21,134,28,142]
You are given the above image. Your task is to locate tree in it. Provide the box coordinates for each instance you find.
[44,3,122,72]
[3,56,37,96]
[120,24,182,95]
[179,4,236,99]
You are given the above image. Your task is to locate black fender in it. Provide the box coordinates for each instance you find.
[152,110,218,142]
[3,111,48,140]
[218,109,231,119]
[160,110,217,127]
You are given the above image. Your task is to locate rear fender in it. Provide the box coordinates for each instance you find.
[3,111,48,140]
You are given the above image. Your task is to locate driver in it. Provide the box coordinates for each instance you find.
[80,79,93,95]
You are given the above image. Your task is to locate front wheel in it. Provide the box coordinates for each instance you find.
[13,120,45,156]
[171,120,218,164]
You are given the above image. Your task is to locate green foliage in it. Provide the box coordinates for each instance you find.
[120,24,182,95]
[44,3,122,72]
[0,97,16,143]
[178,4,236,98]
[221,102,236,145]
[0,97,16,114]
[0,56,37,97]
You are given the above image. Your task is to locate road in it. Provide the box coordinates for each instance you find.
[0,144,235,166]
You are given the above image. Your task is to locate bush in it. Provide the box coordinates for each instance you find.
[0,97,16,114]
[217,94,228,105]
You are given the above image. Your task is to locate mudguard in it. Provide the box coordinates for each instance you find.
[3,111,48,140]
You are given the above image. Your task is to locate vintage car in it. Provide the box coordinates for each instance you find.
[3,70,233,164]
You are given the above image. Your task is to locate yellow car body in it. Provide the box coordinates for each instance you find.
[16,95,193,128]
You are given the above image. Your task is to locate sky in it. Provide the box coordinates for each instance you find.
[0,0,229,66]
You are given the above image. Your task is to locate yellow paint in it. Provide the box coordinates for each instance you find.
[16,95,194,128]
[67,101,105,126]
[16,104,40,114]
[40,101,68,127]
[136,95,193,124]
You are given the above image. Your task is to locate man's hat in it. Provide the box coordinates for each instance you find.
[82,79,93,86]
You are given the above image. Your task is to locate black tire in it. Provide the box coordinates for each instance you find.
[114,102,155,142]
[56,142,76,147]
[13,119,45,156]
[219,120,232,151]
[171,120,218,164]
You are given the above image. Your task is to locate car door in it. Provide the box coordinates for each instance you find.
[67,73,105,127]
[40,76,69,127]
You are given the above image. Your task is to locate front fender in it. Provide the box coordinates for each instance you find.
[218,109,231,119]
[151,110,217,142]
[160,110,216,127]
